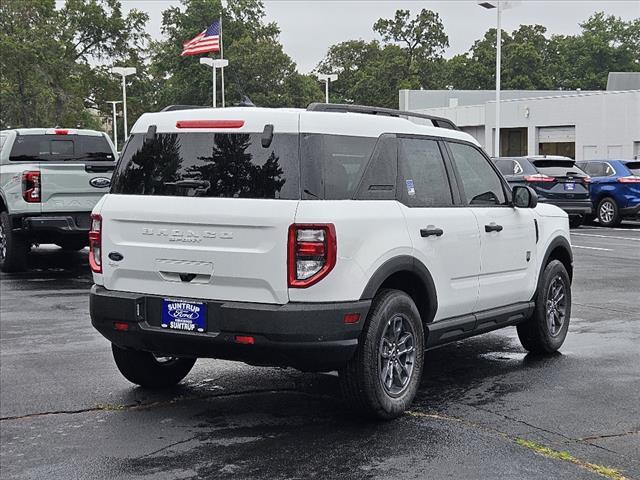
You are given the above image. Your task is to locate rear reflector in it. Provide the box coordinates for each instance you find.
[176,120,245,129]
[343,313,361,324]
[235,335,255,345]
[114,322,129,331]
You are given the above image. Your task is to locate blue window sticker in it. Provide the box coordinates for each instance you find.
[406,179,416,196]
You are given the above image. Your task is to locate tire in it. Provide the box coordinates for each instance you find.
[339,289,424,420]
[597,197,620,227]
[0,211,28,273]
[568,216,583,229]
[112,344,196,388]
[517,260,571,354]
[56,239,87,251]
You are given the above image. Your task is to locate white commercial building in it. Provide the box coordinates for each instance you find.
[400,78,640,161]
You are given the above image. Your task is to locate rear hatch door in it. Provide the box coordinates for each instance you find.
[531,159,590,199]
[23,130,116,213]
[102,116,300,304]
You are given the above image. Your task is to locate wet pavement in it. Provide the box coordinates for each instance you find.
[1,223,639,479]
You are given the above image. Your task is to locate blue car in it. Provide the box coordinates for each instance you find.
[576,160,640,227]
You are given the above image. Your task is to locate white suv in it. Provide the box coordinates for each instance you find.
[89,104,573,419]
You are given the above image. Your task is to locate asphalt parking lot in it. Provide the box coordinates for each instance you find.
[1,223,639,480]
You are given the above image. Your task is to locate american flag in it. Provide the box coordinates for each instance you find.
[181,20,221,56]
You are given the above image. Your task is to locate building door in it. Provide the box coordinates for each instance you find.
[538,126,576,159]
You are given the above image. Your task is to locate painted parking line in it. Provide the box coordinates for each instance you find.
[572,233,640,242]
[572,245,613,251]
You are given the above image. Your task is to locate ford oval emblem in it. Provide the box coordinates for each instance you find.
[108,252,124,262]
[90,177,111,188]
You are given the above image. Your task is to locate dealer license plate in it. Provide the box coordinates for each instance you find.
[161,299,207,333]
[564,183,575,191]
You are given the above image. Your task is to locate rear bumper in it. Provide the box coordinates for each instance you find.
[10,212,91,235]
[539,199,592,216]
[90,285,370,372]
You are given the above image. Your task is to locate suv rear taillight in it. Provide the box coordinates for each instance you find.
[89,214,102,273]
[22,171,41,203]
[618,176,640,183]
[288,224,336,288]
[524,174,555,183]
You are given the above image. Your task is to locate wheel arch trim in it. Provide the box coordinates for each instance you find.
[359,255,438,323]
[537,235,573,294]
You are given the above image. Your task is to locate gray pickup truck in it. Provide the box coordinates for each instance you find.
[0,128,116,272]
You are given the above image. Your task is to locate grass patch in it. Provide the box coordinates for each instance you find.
[515,438,626,480]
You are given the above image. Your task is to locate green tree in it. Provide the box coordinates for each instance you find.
[149,0,322,108]
[445,13,640,91]
[0,0,148,129]
[373,9,449,77]
[316,9,448,107]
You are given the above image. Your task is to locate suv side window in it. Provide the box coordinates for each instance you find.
[397,137,453,207]
[582,162,604,177]
[448,142,507,206]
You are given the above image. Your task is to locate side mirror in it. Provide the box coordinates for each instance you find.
[513,185,538,209]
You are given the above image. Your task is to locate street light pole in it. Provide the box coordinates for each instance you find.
[106,101,122,150]
[495,3,502,157]
[200,58,229,108]
[318,74,338,103]
[478,1,519,157]
[111,67,136,140]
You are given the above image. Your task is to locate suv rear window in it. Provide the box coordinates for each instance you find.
[111,132,299,199]
[532,159,586,177]
[301,134,376,200]
[9,134,114,162]
[626,162,640,176]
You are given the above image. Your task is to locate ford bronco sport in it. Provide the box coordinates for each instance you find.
[89,104,573,419]
[0,128,116,272]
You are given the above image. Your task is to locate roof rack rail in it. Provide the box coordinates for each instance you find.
[160,105,210,112]
[306,103,460,131]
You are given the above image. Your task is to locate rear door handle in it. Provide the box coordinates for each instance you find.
[420,228,444,237]
[485,223,503,233]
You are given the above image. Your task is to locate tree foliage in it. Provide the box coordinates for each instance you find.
[316,10,639,107]
[1,2,637,132]
[149,0,322,109]
[0,0,148,129]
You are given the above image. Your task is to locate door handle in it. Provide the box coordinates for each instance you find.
[420,227,444,237]
[485,223,503,233]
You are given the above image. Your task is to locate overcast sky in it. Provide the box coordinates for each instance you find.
[123,0,639,73]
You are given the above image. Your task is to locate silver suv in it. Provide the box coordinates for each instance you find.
[0,128,116,272]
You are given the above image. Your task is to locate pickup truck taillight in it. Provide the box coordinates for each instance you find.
[22,171,41,203]
[89,214,102,273]
[288,224,336,288]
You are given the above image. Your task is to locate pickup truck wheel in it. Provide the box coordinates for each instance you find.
[517,260,571,354]
[112,344,196,388]
[597,198,621,227]
[0,211,28,273]
[56,239,87,251]
[339,289,424,420]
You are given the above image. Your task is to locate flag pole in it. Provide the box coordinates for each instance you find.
[219,13,225,108]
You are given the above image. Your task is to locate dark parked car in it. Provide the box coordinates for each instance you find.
[494,156,591,228]
[576,160,640,227]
